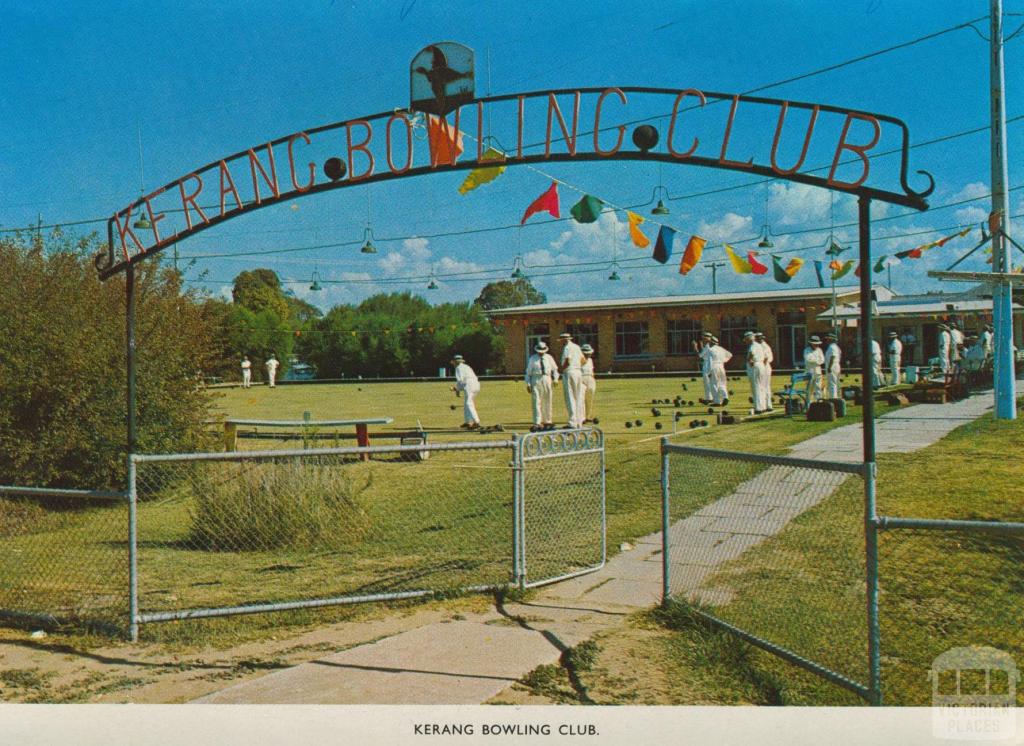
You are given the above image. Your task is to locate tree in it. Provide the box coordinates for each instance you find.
[232,268,290,320]
[0,231,216,489]
[474,278,546,310]
[297,293,505,377]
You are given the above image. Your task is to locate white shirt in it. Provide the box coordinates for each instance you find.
[561,341,584,371]
[803,346,824,372]
[938,330,952,354]
[265,358,279,372]
[699,344,713,373]
[870,339,882,363]
[824,343,841,372]
[760,341,774,366]
[887,338,903,356]
[581,357,595,377]
[980,329,993,353]
[241,359,251,370]
[454,362,478,391]
[709,344,732,366]
[745,342,762,368]
[524,353,559,382]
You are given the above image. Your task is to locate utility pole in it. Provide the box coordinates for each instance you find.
[990,0,1017,420]
[704,261,725,294]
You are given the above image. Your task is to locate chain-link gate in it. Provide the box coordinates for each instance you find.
[516,428,605,588]
[660,443,872,701]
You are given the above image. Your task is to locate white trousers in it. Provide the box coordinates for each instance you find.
[709,364,729,404]
[871,358,884,388]
[267,371,276,387]
[463,382,480,424]
[763,364,774,410]
[582,375,596,421]
[701,368,713,402]
[242,370,251,388]
[888,354,901,386]
[748,364,769,412]
[938,353,950,374]
[825,369,840,399]
[563,369,584,428]
[529,376,553,425]
[806,369,824,403]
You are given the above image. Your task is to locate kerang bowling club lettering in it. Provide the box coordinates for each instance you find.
[99,86,931,278]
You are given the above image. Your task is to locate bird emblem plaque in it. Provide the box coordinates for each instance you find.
[410,42,474,116]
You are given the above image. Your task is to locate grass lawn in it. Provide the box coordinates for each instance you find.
[1,372,891,646]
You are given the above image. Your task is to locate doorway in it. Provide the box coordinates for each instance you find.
[775,312,807,369]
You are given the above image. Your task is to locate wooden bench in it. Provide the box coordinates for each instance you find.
[223,417,395,461]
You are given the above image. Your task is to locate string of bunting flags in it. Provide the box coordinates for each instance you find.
[440,119,977,287]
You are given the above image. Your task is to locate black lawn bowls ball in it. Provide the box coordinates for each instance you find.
[625,421,633,428]
[655,422,663,430]
[635,419,643,427]
[688,400,695,406]
[689,420,698,428]
[593,418,600,425]
[748,396,753,403]
[701,420,708,426]
[707,407,714,414]
[450,404,457,410]
[651,399,657,404]
[323,157,347,181]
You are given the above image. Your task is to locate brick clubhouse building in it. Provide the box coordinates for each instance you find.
[488,286,864,374]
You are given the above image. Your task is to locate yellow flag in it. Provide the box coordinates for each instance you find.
[724,244,752,274]
[458,147,507,194]
[627,211,650,248]
[784,257,804,277]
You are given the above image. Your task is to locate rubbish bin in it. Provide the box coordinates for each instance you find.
[905,365,918,384]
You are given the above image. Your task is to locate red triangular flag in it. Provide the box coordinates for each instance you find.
[747,251,768,275]
[521,182,560,225]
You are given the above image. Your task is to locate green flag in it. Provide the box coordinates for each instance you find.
[570,195,603,223]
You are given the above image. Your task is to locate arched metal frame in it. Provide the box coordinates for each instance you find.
[107,88,933,702]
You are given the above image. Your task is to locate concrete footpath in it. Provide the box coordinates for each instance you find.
[195,386,1017,705]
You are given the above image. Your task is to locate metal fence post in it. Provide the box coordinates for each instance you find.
[510,435,522,588]
[127,455,139,642]
[660,437,670,606]
[865,461,881,705]
[599,430,607,565]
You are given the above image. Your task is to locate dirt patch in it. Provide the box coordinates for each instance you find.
[0,596,492,703]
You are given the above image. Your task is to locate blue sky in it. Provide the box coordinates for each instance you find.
[1,0,1021,310]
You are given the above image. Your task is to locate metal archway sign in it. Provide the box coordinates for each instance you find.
[95,44,933,279]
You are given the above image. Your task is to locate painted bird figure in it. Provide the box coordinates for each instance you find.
[414,45,471,109]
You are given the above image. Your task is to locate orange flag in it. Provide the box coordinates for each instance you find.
[678,235,706,275]
[427,115,464,166]
[627,211,650,248]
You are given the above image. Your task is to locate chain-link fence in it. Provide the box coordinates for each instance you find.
[0,486,129,632]
[660,443,1024,706]
[660,444,870,700]
[876,519,1024,707]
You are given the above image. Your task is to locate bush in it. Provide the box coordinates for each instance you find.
[0,232,216,489]
[188,462,371,551]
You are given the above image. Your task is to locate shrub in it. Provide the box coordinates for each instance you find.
[0,232,216,489]
[188,462,371,551]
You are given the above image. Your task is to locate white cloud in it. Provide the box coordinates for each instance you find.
[953,182,989,202]
[955,206,988,226]
[769,182,831,226]
[696,212,753,243]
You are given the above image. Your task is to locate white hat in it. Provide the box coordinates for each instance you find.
[580,343,594,354]
[534,342,548,352]
[559,332,572,340]
[451,354,464,362]
[888,331,898,337]
[809,335,821,344]
[742,331,755,340]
